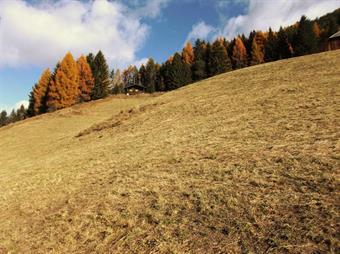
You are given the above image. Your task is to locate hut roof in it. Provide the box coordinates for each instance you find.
[124,83,145,89]
[329,31,340,39]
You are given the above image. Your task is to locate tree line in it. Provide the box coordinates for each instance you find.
[26,51,110,115]
[0,50,110,127]
[116,12,339,93]
[1,9,339,128]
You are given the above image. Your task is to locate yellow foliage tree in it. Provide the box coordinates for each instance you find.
[313,22,321,38]
[182,42,194,64]
[254,31,266,63]
[77,55,94,102]
[33,68,51,115]
[47,52,79,111]
[232,37,248,69]
[250,38,263,65]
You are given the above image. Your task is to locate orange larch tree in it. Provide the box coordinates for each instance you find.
[254,31,266,63]
[313,22,321,38]
[47,52,80,111]
[250,38,263,65]
[182,42,194,65]
[77,55,94,102]
[232,37,248,69]
[33,68,51,115]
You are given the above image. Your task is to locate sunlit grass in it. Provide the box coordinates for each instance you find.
[0,50,339,253]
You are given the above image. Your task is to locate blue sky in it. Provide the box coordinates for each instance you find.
[0,0,339,112]
[136,0,246,61]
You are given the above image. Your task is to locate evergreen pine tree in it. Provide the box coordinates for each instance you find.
[16,105,27,121]
[47,52,80,111]
[222,38,229,53]
[208,39,232,76]
[326,17,339,36]
[294,15,318,56]
[77,55,94,102]
[312,22,321,52]
[160,61,171,90]
[8,109,17,124]
[155,63,165,92]
[277,27,293,59]
[226,38,236,64]
[145,58,157,93]
[183,61,192,85]
[91,51,110,100]
[167,53,191,90]
[27,89,35,117]
[192,39,207,81]
[205,42,212,77]
[264,28,279,62]
[0,110,8,127]
[181,64,192,86]
[86,53,95,73]
[245,30,256,64]
[232,37,248,69]
[139,65,147,87]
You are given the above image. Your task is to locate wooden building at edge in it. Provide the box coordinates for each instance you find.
[328,31,340,50]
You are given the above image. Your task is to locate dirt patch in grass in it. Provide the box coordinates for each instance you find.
[75,102,166,137]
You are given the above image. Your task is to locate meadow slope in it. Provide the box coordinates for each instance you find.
[0,50,339,253]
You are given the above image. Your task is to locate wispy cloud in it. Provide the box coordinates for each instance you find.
[127,0,170,19]
[185,21,216,43]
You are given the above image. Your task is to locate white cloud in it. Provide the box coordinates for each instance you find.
[185,21,216,43]
[0,0,167,69]
[0,99,29,113]
[132,57,149,68]
[222,0,340,39]
[187,0,340,41]
[15,100,29,109]
[128,0,170,19]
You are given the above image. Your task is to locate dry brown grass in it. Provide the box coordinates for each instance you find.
[0,51,339,253]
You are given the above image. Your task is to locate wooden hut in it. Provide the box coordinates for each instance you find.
[124,83,146,95]
[328,31,340,50]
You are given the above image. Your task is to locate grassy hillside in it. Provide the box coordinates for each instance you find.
[0,50,339,253]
